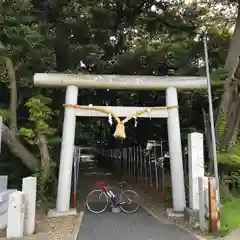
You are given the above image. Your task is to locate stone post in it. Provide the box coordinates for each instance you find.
[22,177,37,235]
[7,191,25,238]
[198,176,209,231]
[188,132,204,210]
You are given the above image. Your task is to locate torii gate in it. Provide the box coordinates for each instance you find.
[34,73,207,217]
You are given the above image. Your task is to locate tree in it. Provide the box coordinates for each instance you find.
[1,0,237,173]
[216,0,240,150]
[0,0,54,171]
[19,95,57,191]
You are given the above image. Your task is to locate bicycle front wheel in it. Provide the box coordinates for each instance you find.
[86,190,108,213]
[119,189,140,213]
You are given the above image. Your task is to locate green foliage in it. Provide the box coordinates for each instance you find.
[0,0,55,87]
[220,198,240,235]
[218,144,240,166]
[218,109,228,137]
[211,68,229,82]
[47,136,62,145]
[18,127,35,139]
[19,95,56,140]
[0,108,10,121]
[223,170,240,191]
[33,167,55,202]
[25,95,55,135]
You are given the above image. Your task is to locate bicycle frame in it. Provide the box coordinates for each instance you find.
[96,181,125,207]
[97,181,115,198]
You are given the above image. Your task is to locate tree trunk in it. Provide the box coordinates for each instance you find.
[2,122,40,171]
[37,133,51,184]
[217,59,240,149]
[0,41,18,136]
[224,0,240,76]
[215,1,240,149]
[6,58,18,135]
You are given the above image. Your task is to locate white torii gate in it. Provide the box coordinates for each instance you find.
[34,73,207,217]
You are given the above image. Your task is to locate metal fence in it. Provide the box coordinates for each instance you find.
[98,142,167,200]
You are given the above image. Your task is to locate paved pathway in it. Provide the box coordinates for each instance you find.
[77,162,199,240]
[224,228,240,240]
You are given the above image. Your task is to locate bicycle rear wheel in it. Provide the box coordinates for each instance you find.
[119,189,140,213]
[86,190,108,213]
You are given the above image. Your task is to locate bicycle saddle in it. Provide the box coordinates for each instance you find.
[98,181,105,185]
[119,181,127,188]
[119,180,126,184]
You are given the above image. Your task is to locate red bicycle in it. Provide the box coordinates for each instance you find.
[86,181,140,214]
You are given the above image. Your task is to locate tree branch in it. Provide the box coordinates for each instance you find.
[2,122,40,171]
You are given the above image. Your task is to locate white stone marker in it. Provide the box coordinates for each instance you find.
[198,176,209,231]
[22,176,37,235]
[188,132,204,210]
[7,191,25,238]
[0,189,17,230]
[0,176,8,192]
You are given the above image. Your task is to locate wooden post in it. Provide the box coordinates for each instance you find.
[208,177,219,233]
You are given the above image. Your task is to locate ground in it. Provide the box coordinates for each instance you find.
[76,161,202,240]
[0,209,81,240]
[78,207,199,240]
[2,160,240,239]
[219,198,240,234]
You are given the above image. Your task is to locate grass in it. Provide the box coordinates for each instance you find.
[219,198,240,235]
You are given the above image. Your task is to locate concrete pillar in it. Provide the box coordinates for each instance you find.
[166,87,186,211]
[7,191,25,238]
[22,177,37,235]
[198,176,209,231]
[53,85,78,216]
[188,132,204,210]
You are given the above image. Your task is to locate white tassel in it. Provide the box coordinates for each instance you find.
[108,113,113,125]
[133,116,137,127]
